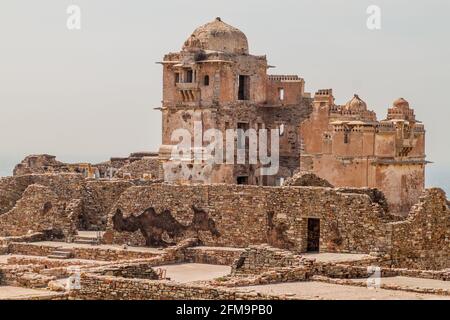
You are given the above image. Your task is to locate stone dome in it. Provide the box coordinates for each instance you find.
[344,94,367,112]
[393,98,410,109]
[183,17,249,55]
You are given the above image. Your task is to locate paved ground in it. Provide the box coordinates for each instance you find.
[0,286,61,300]
[238,281,450,300]
[30,241,164,254]
[351,276,450,291]
[0,254,107,265]
[302,252,372,263]
[153,263,231,283]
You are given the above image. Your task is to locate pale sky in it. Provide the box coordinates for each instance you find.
[0,0,449,193]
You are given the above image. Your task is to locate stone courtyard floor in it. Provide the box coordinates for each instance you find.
[238,281,450,300]
[153,263,231,283]
[0,286,62,300]
[350,276,450,292]
[30,241,164,254]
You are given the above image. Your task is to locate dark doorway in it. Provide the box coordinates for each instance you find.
[307,218,320,252]
[238,75,250,100]
[237,176,249,185]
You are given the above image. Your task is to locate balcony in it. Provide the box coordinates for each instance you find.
[176,82,199,90]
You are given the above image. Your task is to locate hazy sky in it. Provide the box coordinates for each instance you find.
[0,0,449,193]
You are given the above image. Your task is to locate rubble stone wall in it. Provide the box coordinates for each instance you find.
[71,273,285,300]
[389,188,450,270]
[184,247,244,266]
[8,243,160,261]
[0,184,78,237]
[81,180,134,230]
[105,184,392,254]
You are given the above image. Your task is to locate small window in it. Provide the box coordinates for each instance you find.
[238,75,250,100]
[175,73,180,84]
[204,75,210,86]
[186,70,193,83]
[279,88,285,101]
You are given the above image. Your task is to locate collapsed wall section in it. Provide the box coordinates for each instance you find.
[389,188,450,270]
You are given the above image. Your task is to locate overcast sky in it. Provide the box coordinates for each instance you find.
[0,0,449,193]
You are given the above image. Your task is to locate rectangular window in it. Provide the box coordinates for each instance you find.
[186,70,193,83]
[279,88,285,101]
[238,75,250,100]
[175,73,180,84]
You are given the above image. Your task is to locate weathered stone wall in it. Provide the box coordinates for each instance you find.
[70,273,285,300]
[389,188,450,270]
[284,171,334,188]
[0,173,145,233]
[104,184,392,254]
[185,247,244,266]
[114,157,163,180]
[231,245,303,275]
[81,180,134,230]
[8,242,160,261]
[0,175,34,215]
[0,173,85,217]
[0,184,79,237]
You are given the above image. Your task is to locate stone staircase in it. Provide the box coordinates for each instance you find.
[73,234,101,245]
[47,248,73,260]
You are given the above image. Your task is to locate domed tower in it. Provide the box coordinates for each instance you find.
[157,18,312,185]
[341,94,377,121]
[386,98,416,122]
[183,17,249,55]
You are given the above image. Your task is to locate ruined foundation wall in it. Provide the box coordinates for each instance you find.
[81,180,134,230]
[0,174,85,217]
[0,175,34,215]
[114,157,163,180]
[105,184,392,254]
[0,184,79,237]
[389,188,450,270]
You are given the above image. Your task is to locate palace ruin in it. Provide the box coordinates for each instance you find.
[0,18,448,300]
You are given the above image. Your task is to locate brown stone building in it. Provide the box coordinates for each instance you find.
[157,18,312,185]
[300,90,427,215]
[157,18,427,215]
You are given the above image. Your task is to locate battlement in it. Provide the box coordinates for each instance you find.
[315,89,333,96]
[268,75,303,82]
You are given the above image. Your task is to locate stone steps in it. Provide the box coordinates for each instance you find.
[73,235,100,245]
[47,248,73,259]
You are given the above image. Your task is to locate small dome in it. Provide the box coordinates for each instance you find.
[344,94,367,112]
[393,98,410,109]
[183,17,249,55]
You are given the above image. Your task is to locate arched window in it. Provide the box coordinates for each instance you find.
[204,75,210,86]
